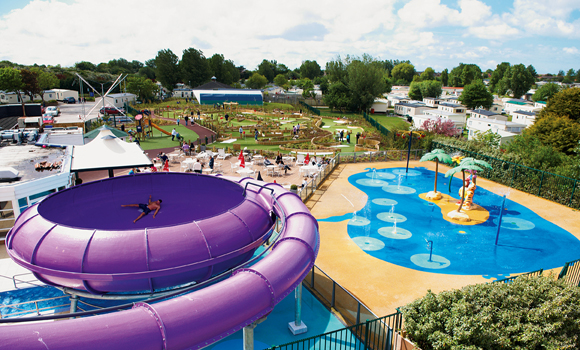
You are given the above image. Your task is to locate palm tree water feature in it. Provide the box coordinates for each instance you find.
[318,167,580,277]
[445,157,492,222]
[420,149,452,200]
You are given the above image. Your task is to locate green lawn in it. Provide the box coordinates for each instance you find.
[370,115,409,131]
[129,125,199,151]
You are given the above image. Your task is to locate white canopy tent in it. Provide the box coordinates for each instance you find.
[71,127,152,177]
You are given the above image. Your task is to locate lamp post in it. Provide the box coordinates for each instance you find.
[406,130,413,173]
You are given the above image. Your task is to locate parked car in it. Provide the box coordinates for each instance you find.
[110,116,133,123]
[44,106,59,117]
[99,107,125,115]
[62,97,76,104]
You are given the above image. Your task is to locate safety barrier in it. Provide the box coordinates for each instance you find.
[267,311,403,350]
[300,101,321,116]
[363,111,391,138]
[558,258,580,287]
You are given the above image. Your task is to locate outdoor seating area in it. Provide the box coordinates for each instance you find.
[135,149,314,189]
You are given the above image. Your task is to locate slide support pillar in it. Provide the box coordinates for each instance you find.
[243,317,267,350]
[69,294,79,316]
[288,282,308,335]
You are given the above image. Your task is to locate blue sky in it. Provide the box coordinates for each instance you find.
[0,0,578,74]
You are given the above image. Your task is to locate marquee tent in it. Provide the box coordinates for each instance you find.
[72,127,151,177]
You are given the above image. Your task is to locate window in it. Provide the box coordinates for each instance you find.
[0,201,15,240]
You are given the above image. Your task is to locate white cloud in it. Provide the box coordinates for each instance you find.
[563,47,579,54]
[467,21,520,40]
[0,0,578,73]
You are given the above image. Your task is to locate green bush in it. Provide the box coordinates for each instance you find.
[401,275,580,350]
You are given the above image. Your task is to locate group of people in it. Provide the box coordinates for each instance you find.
[263,152,292,175]
[338,129,351,143]
[292,123,301,136]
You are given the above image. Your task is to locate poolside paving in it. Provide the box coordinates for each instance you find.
[307,161,580,317]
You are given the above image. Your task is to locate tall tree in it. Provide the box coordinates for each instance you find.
[532,83,561,102]
[408,81,423,100]
[154,49,180,92]
[30,67,59,104]
[504,64,535,98]
[126,75,159,102]
[325,56,349,84]
[180,48,211,88]
[449,63,482,87]
[458,80,494,110]
[20,69,41,102]
[489,63,510,95]
[75,61,96,71]
[347,54,386,111]
[391,62,416,85]
[525,113,580,155]
[300,60,323,80]
[273,74,288,88]
[409,80,442,100]
[419,67,436,81]
[526,65,537,80]
[245,73,268,89]
[440,68,449,86]
[257,60,276,82]
[0,67,26,115]
[420,80,442,99]
[323,81,351,111]
[538,87,580,122]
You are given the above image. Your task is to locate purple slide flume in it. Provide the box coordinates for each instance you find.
[3,173,319,350]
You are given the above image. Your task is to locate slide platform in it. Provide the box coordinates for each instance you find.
[2,173,319,350]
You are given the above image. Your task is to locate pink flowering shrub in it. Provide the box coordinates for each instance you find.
[420,118,461,137]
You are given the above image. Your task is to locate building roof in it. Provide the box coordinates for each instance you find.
[107,93,137,98]
[506,100,529,105]
[425,110,463,116]
[84,125,128,139]
[535,101,547,105]
[513,110,537,116]
[71,129,151,172]
[471,109,499,116]
[469,117,526,127]
[439,103,463,108]
[0,143,69,186]
[395,102,427,108]
[193,81,235,90]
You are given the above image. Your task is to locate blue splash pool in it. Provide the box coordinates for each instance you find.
[319,167,580,277]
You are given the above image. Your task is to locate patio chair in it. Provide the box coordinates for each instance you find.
[217,148,231,160]
[296,154,305,166]
[180,161,189,172]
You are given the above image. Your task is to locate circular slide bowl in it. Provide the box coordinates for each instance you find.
[7,173,275,294]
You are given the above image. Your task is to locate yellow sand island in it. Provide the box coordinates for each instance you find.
[419,192,490,225]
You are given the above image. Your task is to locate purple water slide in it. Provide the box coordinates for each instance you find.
[2,174,319,350]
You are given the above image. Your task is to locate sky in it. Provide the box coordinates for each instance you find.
[0,0,579,74]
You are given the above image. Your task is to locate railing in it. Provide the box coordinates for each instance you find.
[338,150,425,164]
[297,157,338,202]
[363,111,391,138]
[124,104,141,116]
[432,141,580,209]
[267,311,403,350]
[558,258,580,287]
[300,101,321,116]
[304,265,377,326]
[494,269,544,284]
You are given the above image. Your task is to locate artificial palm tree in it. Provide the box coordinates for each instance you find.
[457,157,492,185]
[445,157,492,212]
[420,149,452,195]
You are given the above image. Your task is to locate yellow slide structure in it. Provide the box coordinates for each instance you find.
[151,122,172,136]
